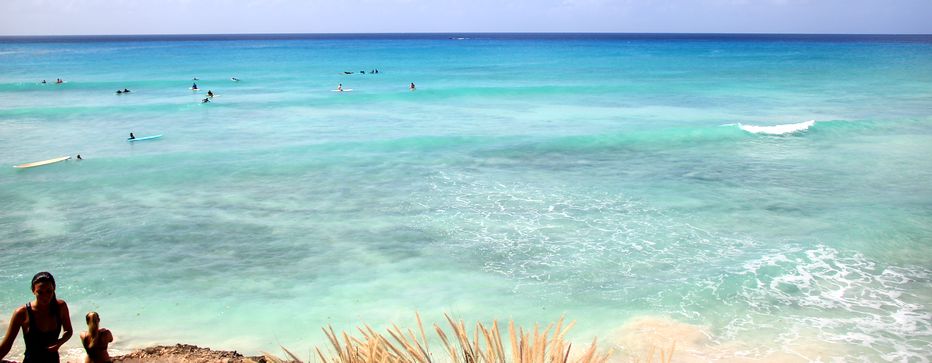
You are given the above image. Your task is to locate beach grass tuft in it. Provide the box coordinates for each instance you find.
[276,313,617,363]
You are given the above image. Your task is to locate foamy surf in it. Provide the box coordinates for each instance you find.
[736,120,816,135]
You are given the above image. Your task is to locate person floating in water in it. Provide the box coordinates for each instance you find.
[192,83,198,90]
[410,82,416,91]
[76,154,83,160]
[337,83,343,92]
[80,312,113,363]
[41,80,47,84]
[123,89,130,93]
[202,97,210,103]
[129,132,135,140]
[207,90,214,98]
[0,272,75,363]
[116,90,122,94]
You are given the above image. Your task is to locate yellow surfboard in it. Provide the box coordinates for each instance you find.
[14,156,70,169]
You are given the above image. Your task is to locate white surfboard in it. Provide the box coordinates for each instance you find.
[14,156,70,169]
[332,89,353,92]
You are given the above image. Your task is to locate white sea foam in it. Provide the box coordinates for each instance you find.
[735,245,932,362]
[737,120,816,135]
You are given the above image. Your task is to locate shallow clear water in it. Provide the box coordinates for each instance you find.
[1,34,931,362]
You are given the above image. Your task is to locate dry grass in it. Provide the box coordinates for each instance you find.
[630,343,675,363]
[265,313,617,363]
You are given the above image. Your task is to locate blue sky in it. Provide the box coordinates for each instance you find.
[1,0,931,35]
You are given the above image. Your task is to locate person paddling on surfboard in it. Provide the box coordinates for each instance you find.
[202,97,210,103]
[129,133,135,140]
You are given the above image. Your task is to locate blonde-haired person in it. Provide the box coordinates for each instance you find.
[80,312,112,363]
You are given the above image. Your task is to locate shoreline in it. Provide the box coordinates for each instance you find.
[112,344,270,363]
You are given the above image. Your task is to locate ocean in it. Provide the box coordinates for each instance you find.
[1,33,930,362]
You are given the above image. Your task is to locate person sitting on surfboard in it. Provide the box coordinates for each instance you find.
[207,90,214,98]
[410,82,416,91]
[192,83,198,90]
[337,84,343,92]
[76,155,83,160]
[123,89,130,93]
[129,133,135,140]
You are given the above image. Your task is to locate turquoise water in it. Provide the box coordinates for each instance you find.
[1,34,931,362]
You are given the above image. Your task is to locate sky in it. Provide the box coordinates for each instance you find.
[1,0,931,36]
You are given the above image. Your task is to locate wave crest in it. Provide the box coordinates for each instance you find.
[738,120,816,135]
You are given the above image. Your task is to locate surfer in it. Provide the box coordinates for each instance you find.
[192,83,198,90]
[116,90,122,94]
[193,77,199,81]
[410,82,416,91]
[202,97,210,103]
[129,133,135,140]
[337,83,343,92]
[231,77,240,82]
[80,312,113,363]
[0,272,75,363]
[76,154,83,160]
[56,78,63,84]
[41,80,47,84]
[123,89,130,93]
[207,90,214,98]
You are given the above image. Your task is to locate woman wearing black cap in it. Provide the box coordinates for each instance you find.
[0,272,74,363]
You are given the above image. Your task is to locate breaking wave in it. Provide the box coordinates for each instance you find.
[735,120,816,135]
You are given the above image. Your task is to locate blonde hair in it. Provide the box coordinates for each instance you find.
[85,311,100,348]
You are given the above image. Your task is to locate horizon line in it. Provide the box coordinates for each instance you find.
[2,31,932,38]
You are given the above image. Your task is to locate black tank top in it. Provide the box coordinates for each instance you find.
[23,302,61,363]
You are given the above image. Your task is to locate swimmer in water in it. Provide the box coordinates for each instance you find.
[207,90,214,98]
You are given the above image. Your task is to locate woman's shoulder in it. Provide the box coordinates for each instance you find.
[8,305,27,324]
